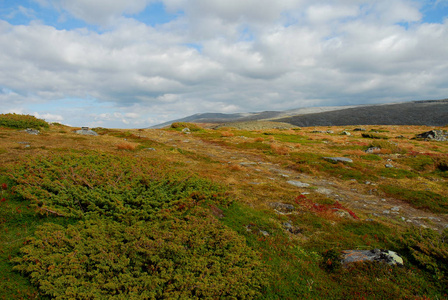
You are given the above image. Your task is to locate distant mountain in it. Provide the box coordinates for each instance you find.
[276,99,448,127]
[149,99,448,128]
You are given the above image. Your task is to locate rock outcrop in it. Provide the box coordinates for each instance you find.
[415,130,448,141]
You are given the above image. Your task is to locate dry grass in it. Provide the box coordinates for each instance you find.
[116,142,138,150]
[221,131,234,137]
[270,143,290,155]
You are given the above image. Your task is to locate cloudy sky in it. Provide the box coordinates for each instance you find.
[0,0,447,128]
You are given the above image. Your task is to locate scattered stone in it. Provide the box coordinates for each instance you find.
[341,131,351,136]
[260,230,270,237]
[269,202,295,213]
[24,128,40,135]
[385,164,394,168]
[76,127,98,136]
[315,187,332,195]
[283,221,302,234]
[312,130,325,133]
[144,148,156,151]
[324,157,353,163]
[287,180,310,188]
[365,147,381,154]
[335,210,353,219]
[391,206,400,212]
[415,130,448,142]
[383,210,390,214]
[326,130,334,134]
[25,145,31,148]
[353,128,366,131]
[395,135,405,139]
[342,249,404,266]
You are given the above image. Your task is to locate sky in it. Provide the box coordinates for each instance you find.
[0,0,447,128]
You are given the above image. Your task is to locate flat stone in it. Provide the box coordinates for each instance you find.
[324,157,353,163]
[385,164,394,168]
[342,249,404,266]
[287,180,310,188]
[269,202,295,213]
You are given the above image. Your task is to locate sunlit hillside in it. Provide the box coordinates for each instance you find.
[1,115,447,299]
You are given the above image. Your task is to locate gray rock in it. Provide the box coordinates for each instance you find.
[287,180,310,188]
[260,230,270,237]
[144,148,156,151]
[416,130,448,142]
[326,130,334,134]
[341,249,404,266]
[335,210,353,219]
[353,128,366,131]
[341,131,351,136]
[76,127,98,136]
[385,164,394,168]
[24,128,40,135]
[324,157,353,163]
[269,202,295,213]
[365,147,381,153]
[283,221,302,234]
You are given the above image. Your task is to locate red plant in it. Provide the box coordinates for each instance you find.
[1,183,6,190]
[1,198,6,202]
[294,195,359,219]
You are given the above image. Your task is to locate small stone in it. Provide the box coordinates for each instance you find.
[260,230,270,237]
[144,148,156,151]
[287,180,310,188]
[391,207,400,212]
[324,157,353,163]
[24,128,40,135]
[383,210,390,214]
[341,131,351,136]
[385,164,394,168]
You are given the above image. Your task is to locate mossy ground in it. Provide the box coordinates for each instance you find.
[1,120,447,299]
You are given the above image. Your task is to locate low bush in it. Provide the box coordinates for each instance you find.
[13,210,268,299]
[362,133,389,140]
[0,113,49,130]
[170,122,202,132]
[380,185,448,213]
[397,227,448,293]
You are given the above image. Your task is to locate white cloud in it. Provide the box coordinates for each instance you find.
[0,1,448,128]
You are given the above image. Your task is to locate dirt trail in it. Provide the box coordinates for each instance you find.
[147,130,448,231]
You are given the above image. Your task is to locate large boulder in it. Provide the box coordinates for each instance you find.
[341,249,404,266]
[76,127,98,136]
[415,130,448,142]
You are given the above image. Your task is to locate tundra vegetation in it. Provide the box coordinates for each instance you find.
[1,114,447,299]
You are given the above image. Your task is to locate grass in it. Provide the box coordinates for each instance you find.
[381,185,448,213]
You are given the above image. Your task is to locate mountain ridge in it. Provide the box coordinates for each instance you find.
[150,99,448,128]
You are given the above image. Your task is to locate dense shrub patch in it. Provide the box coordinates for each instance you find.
[13,210,267,299]
[0,113,49,129]
[8,153,268,298]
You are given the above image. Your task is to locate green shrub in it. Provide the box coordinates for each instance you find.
[397,227,448,293]
[8,153,229,221]
[368,140,405,154]
[362,133,389,140]
[13,210,268,299]
[0,113,49,129]
[170,122,202,132]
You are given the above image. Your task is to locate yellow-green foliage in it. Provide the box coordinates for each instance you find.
[0,113,49,129]
[8,153,268,298]
[8,153,229,220]
[13,210,267,299]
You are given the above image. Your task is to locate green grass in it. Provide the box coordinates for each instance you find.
[0,114,49,130]
[381,185,448,213]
